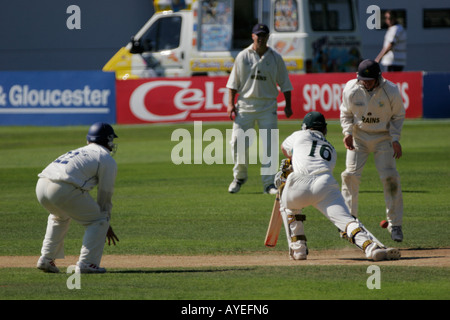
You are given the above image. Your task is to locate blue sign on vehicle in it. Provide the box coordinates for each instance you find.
[0,71,116,125]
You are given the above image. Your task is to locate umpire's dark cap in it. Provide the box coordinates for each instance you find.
[252,23,270,35]
[357,59,381,80]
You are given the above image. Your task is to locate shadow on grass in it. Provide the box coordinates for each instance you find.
[339,255,443,262]
[360,190,429,193]
[107,267,255,274]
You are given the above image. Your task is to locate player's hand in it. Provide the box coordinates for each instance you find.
[274,171,284,189]
[284,106,293,118]
[279,158,292,173]
[343,134,355,150]
[227,104,237,121]
[106,226,119,246]
[392,141,402,159]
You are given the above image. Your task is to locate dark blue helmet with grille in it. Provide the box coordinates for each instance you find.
[86,122,118,151]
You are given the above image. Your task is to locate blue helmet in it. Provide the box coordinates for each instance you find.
[86,122,118,151]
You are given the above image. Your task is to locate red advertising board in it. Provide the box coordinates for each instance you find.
[382,72,423,118]
[116,72,422,124]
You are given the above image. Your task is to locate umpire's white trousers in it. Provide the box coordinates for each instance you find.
[36,178,109,266]
[341,129,403,226]
[230,109,278,189]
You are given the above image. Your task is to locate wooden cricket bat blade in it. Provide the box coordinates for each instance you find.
[264,196,282,247]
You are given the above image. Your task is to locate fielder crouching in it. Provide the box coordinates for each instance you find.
[35,122,119,273]
[275,111,400,261]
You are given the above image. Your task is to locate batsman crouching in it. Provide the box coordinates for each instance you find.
[35,122,119,273]
[276,112,400,261]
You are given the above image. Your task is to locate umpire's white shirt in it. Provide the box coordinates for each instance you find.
[38,143,117,217]
[227,44,293,113]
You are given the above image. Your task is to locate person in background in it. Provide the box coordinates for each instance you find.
[375,10,407,71]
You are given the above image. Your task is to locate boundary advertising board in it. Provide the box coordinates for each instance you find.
[0,71,116,125]
[116,72,422,124]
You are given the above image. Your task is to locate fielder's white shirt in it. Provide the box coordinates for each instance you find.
[282,129,336,176]
[340,77,405,141]
[227,44,293,113]
[38,143,117,216]
[381,24,407,67]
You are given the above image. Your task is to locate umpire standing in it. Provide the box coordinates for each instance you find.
[340,59,405,242]
[226,23,293,194]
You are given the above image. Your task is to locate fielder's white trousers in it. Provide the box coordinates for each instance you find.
[341,129,403,226]
[230,109,278,189]
[281,171,382,258]
[36,178,109,266]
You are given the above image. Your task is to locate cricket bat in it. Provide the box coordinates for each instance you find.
[264,193,282,247]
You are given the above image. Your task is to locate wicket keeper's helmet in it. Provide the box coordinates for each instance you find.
[357,59,381,80]
[86,122,118,151]
[302,111,327,133]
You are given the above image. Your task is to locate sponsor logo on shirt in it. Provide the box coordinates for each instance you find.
[251,71,267,81]
[361,112,380,123]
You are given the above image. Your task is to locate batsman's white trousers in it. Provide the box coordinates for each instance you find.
[230,109,278,189]
[36,178,109,266]
[282,172,356,232]
[341,129,403,226]
[281,171,382,257]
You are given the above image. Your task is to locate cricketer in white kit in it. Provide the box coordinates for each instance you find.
[36,122,119,273]
[277,111,400,261]
[340,59,405,242]
[227,23,293,194]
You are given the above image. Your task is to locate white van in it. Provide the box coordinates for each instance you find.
[103,0,362,79]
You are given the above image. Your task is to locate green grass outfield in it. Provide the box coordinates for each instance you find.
[0,119,449,303]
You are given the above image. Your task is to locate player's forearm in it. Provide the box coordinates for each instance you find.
[375,43,393,62]
[228,88,237,106]
[389,94,406,141]
[96,162,117,219]
[340,109,354,136]
[97,189,113,219]
[281,145,292,159]
[283,91,291,106]
[389,117,404,142]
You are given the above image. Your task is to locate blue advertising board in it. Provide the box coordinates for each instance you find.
[0,71,116,125]
[423,72,450,119]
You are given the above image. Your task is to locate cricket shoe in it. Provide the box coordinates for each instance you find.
[264,184,278,195]
[228,178,246,193]
[370,247,401,261]
[388,225,403,242]
[37,256,60,273]
[289,240,308,260]
[76,261,106,274]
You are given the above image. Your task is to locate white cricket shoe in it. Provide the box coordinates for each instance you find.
[37,256,60,273]
[264,184,278,195]
[228,178,245,193]
[290,240,308,260]
[76,261,106,274]
[371,247,401,261]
